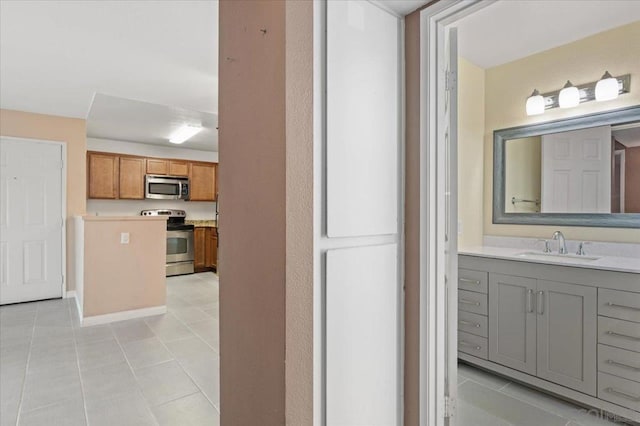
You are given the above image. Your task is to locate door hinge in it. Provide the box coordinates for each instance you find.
[445,71,457,91]
[444,396,456,418]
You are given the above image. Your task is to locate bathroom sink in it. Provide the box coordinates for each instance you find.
[516,251,601,262]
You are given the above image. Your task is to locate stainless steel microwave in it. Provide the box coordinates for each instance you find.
[145,175,190,200]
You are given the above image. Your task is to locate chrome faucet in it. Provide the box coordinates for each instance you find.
[552,231,567,254]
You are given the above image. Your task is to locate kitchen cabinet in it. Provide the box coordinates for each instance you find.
[119,157,146,199]
[194,226,217,272]
[189,162,217,201]
[488,273,597,394]
[87,152,119,199]
[205,227,218,270]
[169,160,189,177]
[146,158,168,175]
[194,227,206,270]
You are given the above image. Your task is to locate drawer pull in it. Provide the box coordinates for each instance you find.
[459,340,481,351]
[606,331,640,341]
[607,302,640,312]
[606,359,640,372]
[459,320,481,328]
[460,299,481,306]
[459,278,481,286]
[603,387,640,402]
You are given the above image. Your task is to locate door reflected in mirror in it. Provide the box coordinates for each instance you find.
[504,121,640,214]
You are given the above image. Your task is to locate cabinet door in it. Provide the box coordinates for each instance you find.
[488,273,537,375]
[189,163,216,201]
[194,228,206,269]
[536,280,597,395]
[211,229,218,269]
[87,152,119,199]
[147,159,168,175]
[169,160,189,177]
[119,157,146,199]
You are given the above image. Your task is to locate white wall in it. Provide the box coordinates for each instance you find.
[86,137,217,219]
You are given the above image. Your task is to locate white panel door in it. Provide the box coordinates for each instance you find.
[541,126,611,213]
[326,0,399,238]
[326,244,398,426]
[0,138,63,304]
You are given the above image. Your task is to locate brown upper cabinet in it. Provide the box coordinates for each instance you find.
[87,151,217,201]
[146,158,168,175]
[87,152,119,199]
[119,157,146,199]
[146,159,189,177]
[169,160,189,177]
[189,162,217,201]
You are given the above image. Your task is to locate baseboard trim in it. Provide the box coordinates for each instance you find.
[80,305,167,327]
[64,290,76,299]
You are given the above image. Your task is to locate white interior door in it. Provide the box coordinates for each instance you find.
[0,137,64,304]
[541,125,612,213]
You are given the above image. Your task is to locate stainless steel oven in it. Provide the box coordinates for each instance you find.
[141,209,194,276]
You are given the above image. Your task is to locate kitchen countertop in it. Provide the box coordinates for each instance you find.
[186,220,217,227]
[81,215,168,222]
[459,246,640,274]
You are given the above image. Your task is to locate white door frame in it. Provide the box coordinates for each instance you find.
[418,1,493,424]
[0,136,67,300]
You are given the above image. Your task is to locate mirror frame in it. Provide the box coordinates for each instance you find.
[493,105,640,228]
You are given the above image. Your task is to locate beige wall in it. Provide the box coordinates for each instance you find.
[285,1,314,425]
[219,1,286,424]
[458,57,485,248]
[80,217,166,317]
[0,108,86,291]
[482,21,640,243]
[504,136,541,213]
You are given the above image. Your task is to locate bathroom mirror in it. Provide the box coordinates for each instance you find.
[493,105,640,228]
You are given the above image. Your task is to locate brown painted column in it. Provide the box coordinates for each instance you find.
[218,1,313,425]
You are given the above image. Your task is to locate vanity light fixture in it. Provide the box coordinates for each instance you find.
[524,73,631,116]
[169,124,202,144]
[558,80,580,108]
[525,89,545,116]
[595,71,619,101]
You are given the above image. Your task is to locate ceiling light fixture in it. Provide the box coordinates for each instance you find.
[525,73,630,116]
[595,71,619,102]
[525,89,545,116]
[558,80,580,108]
[169,124,202,144]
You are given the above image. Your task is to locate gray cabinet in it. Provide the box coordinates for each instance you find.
[536,280,597,396]
[488,274,597,394]
[488,274,537,375]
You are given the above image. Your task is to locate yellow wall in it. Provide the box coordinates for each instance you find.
[0,108,87,291]
[458,57,485,248]
[477,21,640,243]
[504,136,541,213]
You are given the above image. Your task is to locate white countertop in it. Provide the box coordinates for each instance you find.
[459,245,640,274]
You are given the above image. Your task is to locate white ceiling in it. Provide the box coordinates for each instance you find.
[0,0,218,119]
[456,1,640,69]
[87,94,218,151]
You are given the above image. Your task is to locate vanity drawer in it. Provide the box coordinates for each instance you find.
[598,344,640,383]
[458,330,488,359]
[458,311,488,338]
[599,289,640,323]
[458,269,488,294]
[458,290,488,315]
[598,317,640,353]
[598,372,640,412]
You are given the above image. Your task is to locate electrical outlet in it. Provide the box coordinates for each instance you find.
[120,232,130,244]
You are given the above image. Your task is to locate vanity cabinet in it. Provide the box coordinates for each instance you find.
[488,273,597,394]
[459,254,640,422]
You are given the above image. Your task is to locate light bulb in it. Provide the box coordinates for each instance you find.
[595,71,619,101]
[558,80,579,108]
[525,89,545,116]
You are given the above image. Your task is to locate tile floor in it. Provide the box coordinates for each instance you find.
[458,362,635,426]
[0,272,219,426]
[2,272,636,426]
